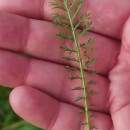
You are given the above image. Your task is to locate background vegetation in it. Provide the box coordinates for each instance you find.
[0,86,42,130]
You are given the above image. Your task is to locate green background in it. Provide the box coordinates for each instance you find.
[0,86,42,130]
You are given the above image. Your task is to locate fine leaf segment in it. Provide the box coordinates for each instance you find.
[50,0,97,130]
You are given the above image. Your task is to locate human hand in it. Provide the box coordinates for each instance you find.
[0,0,129,130]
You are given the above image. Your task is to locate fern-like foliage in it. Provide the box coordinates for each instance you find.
[50,0,97,130]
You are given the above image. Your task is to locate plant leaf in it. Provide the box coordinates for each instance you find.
[80,38,94,49]
[52,13,68,20]
[49,1,66,11]
[75,96,85,101]
[69,0,76,9]
[71,86,83,90]
[85,58,96,68]
[88,80,97,85]
[65,66,79,71]
[74,13,91,30]
[78,110,86,114]
[63,56,78,62]
[60,45,77,53]
[69,75,82,80]
[91,125,98,129]
[56,33,73,40]
[52,20,70,29]
[89,113,97,118]
[87,71,97,76]
[88,90,98,96]
[50,1,97,130]
[72,1,83,20]
[89,104,97,108]
[78,21,93,37]
[81,122,88,125]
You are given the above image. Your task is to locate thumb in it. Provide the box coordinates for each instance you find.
[109,16,130,130]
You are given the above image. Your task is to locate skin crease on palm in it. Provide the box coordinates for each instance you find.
[0,0,129,130]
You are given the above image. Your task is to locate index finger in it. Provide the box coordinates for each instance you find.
[0,0,130,38]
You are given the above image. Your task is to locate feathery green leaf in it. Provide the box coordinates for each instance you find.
[91,125,98,129]
[80,38,94,49]
[71,86,83,90]
[69,75,82,80]
[74,13,91,30]
[89,113,97,118]
[63,56,78,62]
[88,90,98,96]
[56,33,73,40]
[65,66,79,71]
[75,96,85,101]
[49,1,66,11]
[72,1,83,20]
[87,71,97,76]
[60,45,77,54]
[50,0,96,130]
[52,21,70,29]
[78,21,93,37]
[89,104,97,108]
[69,0,76,9]
[85,58,96,68]
[81,122,88,125]
[52,13,68,20]
[78,110,86,114]
[88,80,97,85]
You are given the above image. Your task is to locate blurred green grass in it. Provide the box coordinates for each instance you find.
[0,86,42,130]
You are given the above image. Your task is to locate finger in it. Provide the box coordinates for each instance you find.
[0,0,43,19]
[0,0,130,38]
[10,86,113,130]
[0,50,109,112]
[109,17,130,130]
[0,13,120,74]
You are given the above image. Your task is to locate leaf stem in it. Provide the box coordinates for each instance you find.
[64,1,90,130]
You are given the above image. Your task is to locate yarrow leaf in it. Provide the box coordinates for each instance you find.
[60,45,77,54]
[89,113,97,118]
[71,86,83,90]
[80,38,94,49]
[65,66,79,71]
[76,96,86,101]
[78,21,93,37]
[72,1,83,20]
[63,56,78,62]
[74,13,91,30]
[85,58,97,68]
[56,33,73,40]
[49,1,66,11]
[88,90,98,96]
[69,0,76,9]
[69,75,82,80]
[88,80,97,85]
[52,20,70,29]
[91,125,98,129]
[87,71,97,76]
[52,13,68,20]
[50,0,97,130]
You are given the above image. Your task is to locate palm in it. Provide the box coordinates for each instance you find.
[0,0,130,130]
